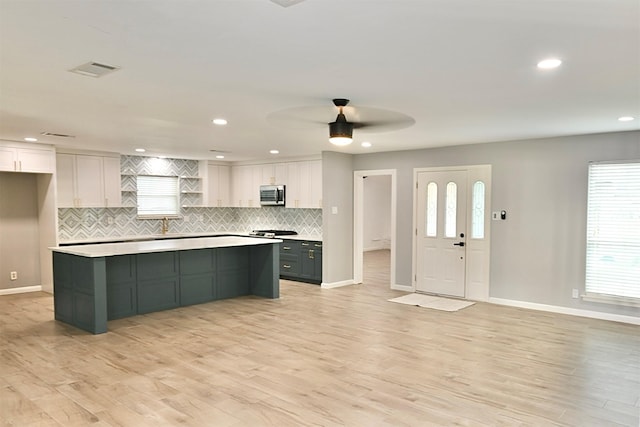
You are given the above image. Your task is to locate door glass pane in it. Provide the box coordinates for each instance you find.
[472,181,485,239]
[445,182,457,238]
[426,182,437,237]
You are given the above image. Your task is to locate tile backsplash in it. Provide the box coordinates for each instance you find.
[58,155,322,241]
[58,207,322,241]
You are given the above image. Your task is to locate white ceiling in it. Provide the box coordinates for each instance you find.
[1,0,638,162]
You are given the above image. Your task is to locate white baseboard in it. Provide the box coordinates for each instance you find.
[391,284,414,292]
[0,285,43,296]
[363,246,390,252]
[321,279,356,289]
[489,297,640,326]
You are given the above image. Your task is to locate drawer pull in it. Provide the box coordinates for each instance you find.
[301,242,309,246]
[283,246,291,250]
[314,244,322,248]
[283,264,291,269]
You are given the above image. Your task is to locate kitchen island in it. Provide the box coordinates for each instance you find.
[51,236,280,334]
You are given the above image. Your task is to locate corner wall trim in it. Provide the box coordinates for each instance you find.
[321,280,356,289]
[489,297,640,326]
[0,285,43,296]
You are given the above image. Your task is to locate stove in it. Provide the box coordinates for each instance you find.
[249,230,298,238]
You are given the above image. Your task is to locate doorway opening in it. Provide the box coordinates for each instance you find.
[353,169,396,289]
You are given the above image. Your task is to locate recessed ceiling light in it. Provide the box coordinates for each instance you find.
[537,58,562,69]
[270,150,279,154]
[361,141,372,148]
[212,118,228,126]
[135,148,146,153]
[215,155,225,159]
[24,137,38,142]
[618,116,635,122]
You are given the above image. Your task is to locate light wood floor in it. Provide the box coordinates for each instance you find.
[1,250,639,426]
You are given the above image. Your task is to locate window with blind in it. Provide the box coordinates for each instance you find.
[136,175,180,217]
[585,161,640,303]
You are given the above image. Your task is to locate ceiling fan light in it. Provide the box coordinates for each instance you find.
[329,136,353,146]
[329,114,353,145]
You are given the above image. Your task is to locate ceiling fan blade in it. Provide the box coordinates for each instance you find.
[353,117,416,132]
[266,101,415,133]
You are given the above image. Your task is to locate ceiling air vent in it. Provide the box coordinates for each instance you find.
[41,132,75,138]
[269,0,306,7]
[69,61,120,78]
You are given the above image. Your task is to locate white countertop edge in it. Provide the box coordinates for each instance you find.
[51,236,282,258]
[58,232,322,245]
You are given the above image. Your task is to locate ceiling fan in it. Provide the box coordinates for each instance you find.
[329,98,356,146]
[266,98,415,146]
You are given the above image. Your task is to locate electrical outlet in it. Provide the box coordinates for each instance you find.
[572,289,579,299]
[10,271,17,281]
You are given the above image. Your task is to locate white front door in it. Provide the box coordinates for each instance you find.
[416,170,467,297]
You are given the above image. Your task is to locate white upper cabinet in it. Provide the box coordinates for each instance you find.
[286,160,322,209]
[0,142,55,173]
[206,159,321,209]
[231,164,262,208]
[260,163,287,185]
[102,156,122,207]
[56,153,121,208]
[206,163,231,207]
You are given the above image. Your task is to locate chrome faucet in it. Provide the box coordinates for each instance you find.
[161,217,169,235]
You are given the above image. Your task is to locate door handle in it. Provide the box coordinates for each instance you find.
[453,242,465,247]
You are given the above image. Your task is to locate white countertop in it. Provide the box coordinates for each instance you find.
[51,236,281,258]
[59,232,322,245]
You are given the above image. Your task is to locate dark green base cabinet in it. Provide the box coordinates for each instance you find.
[53,243,279,334]
[279,240,322,284]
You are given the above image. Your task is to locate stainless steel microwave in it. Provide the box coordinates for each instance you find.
[260,185,285,206]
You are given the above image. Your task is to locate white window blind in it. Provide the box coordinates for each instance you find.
[585,161,640,300]
[137,175,180,217]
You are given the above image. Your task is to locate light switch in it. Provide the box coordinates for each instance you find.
[331,206,338,214]
[492,211,500,220]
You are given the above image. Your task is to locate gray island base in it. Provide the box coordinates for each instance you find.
[51,236,280,334]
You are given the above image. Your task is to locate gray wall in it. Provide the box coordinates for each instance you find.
[322,151,354,284]
[0,172,41,289]
[363,175,391,251]
[353,130,639,317]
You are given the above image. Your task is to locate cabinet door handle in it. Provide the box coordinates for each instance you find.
[314,244,322,248]
[19,160,22,171]
[13,160,17,171]
[283,264,291,269]
[309,249,314,259]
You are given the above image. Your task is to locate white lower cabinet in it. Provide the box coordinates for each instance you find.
[0,143,55,173]
[56,153,121,208]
